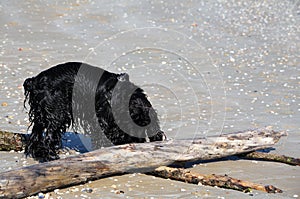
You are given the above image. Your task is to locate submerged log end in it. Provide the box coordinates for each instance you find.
[263,185,283,193]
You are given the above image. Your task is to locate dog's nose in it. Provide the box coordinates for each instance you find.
[157,131,167,141]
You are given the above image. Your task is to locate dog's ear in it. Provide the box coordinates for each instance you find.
[23,77,35,91]
[117,73,129,82]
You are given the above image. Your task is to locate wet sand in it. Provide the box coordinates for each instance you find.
[0,0,299,198]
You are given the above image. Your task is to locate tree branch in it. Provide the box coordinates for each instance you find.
[240,151,300,166]
[149,166,282,193]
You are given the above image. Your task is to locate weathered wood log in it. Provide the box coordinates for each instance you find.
[1,130,297,167]
[150,166,283,193]
[0,127,286,198]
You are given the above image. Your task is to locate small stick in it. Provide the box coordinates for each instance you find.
[149,166,283,193]
[240,151,300,166]
[0,130,24,151]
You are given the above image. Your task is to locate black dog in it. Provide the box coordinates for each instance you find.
[24,62,165,161]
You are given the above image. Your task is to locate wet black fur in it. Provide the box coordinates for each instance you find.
[23,62,165,162]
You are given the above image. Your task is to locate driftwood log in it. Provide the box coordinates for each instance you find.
[0,126,286,198]
[0,129,297,166]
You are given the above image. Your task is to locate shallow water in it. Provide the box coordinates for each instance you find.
[0,0,299,198]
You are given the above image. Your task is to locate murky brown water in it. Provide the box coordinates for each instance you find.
[0,0,299,198]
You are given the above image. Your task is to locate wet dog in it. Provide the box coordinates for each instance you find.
[23,62,165,161]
